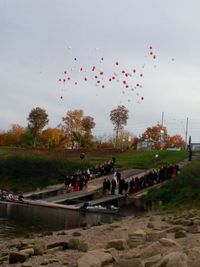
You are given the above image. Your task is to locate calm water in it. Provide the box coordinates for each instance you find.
[0,202,117,238]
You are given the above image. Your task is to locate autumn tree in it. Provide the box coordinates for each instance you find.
[8,124,25,146]
[0,131,7,146]
[27,107,49,147]
[139,124,168,149]
[41,128,66,148]
[110,105,129,148]
[167,134,186,149]
[61,109,96,149]
[82,116,96,133]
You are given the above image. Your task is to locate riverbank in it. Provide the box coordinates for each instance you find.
[1,208,200,266]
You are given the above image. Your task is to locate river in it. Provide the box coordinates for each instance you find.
[0,202,117,238]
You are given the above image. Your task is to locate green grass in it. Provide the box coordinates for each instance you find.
[114,150,187,169]
[0,148,188,192]
[145,155,200,208]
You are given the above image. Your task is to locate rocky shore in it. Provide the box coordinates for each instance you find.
[1,208,200,267]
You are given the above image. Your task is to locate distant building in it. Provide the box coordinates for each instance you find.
[191,143,200,151]
[137,140,154,150]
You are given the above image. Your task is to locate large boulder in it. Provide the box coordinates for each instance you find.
[174,230,187,239]
[166,225,186,233]
[68,238,88,252]
[77,249,113,267]
[155,252,188,267]
[106,239,128,250]
[159,238,179,247]
[188,246,200,267]
[33,240,46,255]
[146,230,167,242]
[114,258,143,267]
[47,241,69,250]
[127,229,146,248]
[20,248,34,257]
[143,254,161,267]
[9,251,29,264]
[139,242,162,259]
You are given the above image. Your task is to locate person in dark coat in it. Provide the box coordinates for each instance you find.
[111,178,117,195]
[106,179,111,194]
[118,178,125,194]
[129,178,135,194]
[116,171,121,184]
[103,178,107,195]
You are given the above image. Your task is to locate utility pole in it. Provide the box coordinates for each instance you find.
[185,117,189,149]
[161,112,164,128]
[160,112,164,150]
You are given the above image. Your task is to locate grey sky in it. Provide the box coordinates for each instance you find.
[1,0,200,142]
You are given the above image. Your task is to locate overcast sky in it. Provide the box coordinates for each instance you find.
[1,0,200,142]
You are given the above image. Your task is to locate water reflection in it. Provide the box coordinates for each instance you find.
[0,202,115,237]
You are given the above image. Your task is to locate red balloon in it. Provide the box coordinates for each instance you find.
[100,71,103,75]
[64,71,67,74]
[109,78,112,82]
[74,57,77,61]
[84,77,88,81]
[95,75,98,79]
[102,85,105,88]
[150,51,153,55]
[125,73,129,77]
[92,66,95,71]
[126,85,129,88]
[133,69,136,73]
[80,67,83,71]
[141,96,144,100]
[60,96,63,100]
[149,46,153,50]
[122,70,125,74]
[123,80,126,84]
[115,61,119,66]
[136,83,139,87]
[63,79,66,83]
[153,55,156,59]
[112,76,115,80]
[97,80,100,83]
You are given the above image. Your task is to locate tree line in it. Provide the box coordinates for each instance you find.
[0,106,186,149]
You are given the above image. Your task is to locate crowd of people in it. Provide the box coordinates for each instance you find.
[0,189,24,201]
[64,158,115,193]
[102,164,180,196]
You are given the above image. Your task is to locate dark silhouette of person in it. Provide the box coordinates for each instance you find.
[111,178,117,195]
[80,152,85,160]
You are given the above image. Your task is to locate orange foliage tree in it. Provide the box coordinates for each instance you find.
[167,134,186,149]
[139,124,169,149]
[41,128,67,148]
